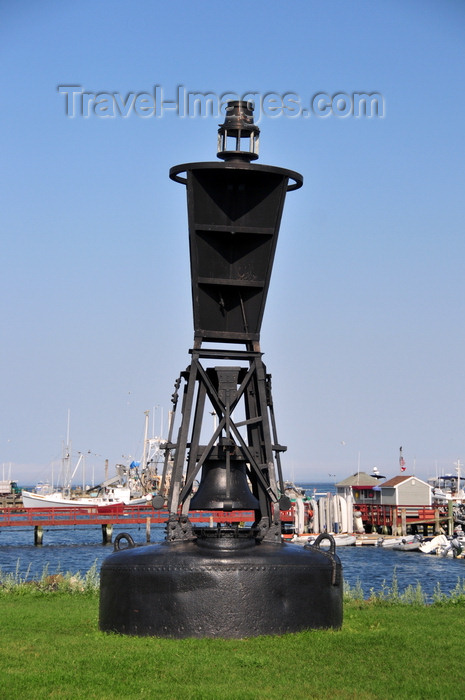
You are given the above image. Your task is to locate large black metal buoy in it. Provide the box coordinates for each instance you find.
[99,100,343,637]
[100,531,341,638]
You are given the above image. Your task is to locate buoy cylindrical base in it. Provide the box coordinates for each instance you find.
[99,536,342,638]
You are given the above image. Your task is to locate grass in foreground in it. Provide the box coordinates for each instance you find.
[1,566,465,700]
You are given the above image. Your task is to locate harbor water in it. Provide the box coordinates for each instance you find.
[0,483,464,601]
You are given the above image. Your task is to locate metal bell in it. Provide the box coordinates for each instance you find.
[189,459,259,511]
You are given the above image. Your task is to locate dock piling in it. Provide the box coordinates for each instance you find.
[102,524,113,544]
[448,501,454,536]
[34,525,43,546]
[401,508,407,536]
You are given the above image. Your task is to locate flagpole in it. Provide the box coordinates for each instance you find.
[399,446,406,472]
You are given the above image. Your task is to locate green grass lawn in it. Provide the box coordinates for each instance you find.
[1,590,464,700]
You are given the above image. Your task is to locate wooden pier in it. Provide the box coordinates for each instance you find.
[356,503,452,535]
[0,501,454,545]
[0,506,255,545]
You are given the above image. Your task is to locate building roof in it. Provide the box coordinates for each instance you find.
[382,475,430,488]
[335,472,381,488]
[381,475,411,487]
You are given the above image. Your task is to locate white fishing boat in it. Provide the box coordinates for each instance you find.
[22,411,160,511]
[21,484,151,511]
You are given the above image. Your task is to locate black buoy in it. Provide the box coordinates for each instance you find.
[100,531,341,638]
[99,100,343,637]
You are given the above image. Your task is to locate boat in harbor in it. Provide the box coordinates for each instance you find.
[21,442,151,511]
[391,535,423,551]
[21,483,150,511]
[376,534,423,550]
[419,534,449,555]
[429,461,465,504]
[302,534,356,547]
[21,410,163,511]
[418,532,465,557]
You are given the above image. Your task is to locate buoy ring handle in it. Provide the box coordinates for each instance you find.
[308,533,336,556]
[114,532,136,551]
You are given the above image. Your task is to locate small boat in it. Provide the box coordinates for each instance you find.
[376,534,420,549]
[419,534,449,554]
[419,533,465,557]
[298,534,356,547]
[391,535,423,551]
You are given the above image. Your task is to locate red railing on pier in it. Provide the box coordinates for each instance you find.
[0,506,255,528]
[356,503,448,528]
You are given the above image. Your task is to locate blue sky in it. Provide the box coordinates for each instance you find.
[2,0,464,486]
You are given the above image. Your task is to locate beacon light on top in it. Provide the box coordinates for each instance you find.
[217,100,260,162]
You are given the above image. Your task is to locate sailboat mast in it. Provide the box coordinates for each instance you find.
[456,458,462,495]
[63,410,71,494]
[141,410,149,471]
[66,409,71,446]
